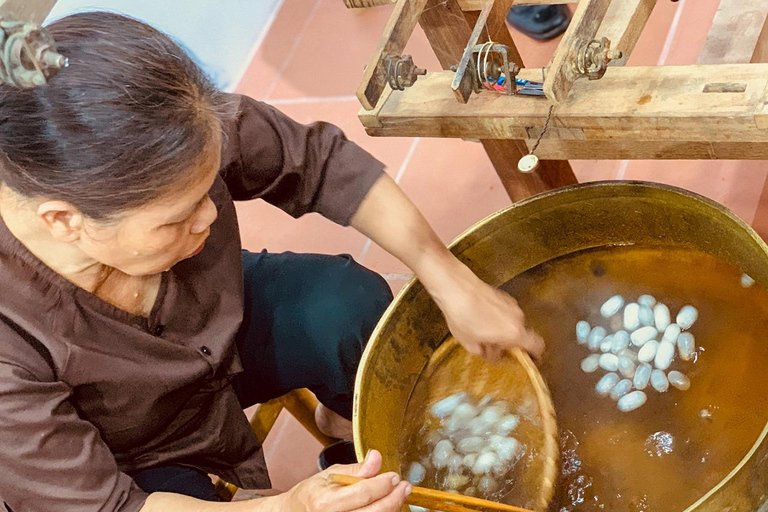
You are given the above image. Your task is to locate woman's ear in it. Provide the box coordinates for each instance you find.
[36,201,83,242]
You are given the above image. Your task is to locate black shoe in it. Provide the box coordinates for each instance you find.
[506,5,572,41]
[318,441,358,470]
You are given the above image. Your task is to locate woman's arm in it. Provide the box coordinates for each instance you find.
[350,174,543,360]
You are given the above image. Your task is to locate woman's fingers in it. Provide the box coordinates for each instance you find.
[521,329,545,361]
[328,472,403,510]
[324,450,382,479]
[480,344,505,362]
[353,481,411,512]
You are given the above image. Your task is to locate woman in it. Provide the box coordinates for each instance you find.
[0,12,543,512]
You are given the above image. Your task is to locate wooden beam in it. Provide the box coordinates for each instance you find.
[543,0,612,104]
[0,0,56,24]
[279,389,336,448]
[754,12,768,63]
[598,0,657,66]
[528,140,768,160]
[419,0,576,201]
[458,0,577,10]
[356,0,430,110]
[360,65,768,145]
[699,0,768,65]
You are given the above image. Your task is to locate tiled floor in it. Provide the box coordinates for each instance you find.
[232,0,768,494]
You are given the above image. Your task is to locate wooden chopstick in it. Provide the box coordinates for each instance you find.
[328,474,535,512]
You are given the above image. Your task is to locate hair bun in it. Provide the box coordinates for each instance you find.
[0,18,68,89]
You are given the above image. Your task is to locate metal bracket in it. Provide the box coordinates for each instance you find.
[543,0,613,104]
[356,0,431,110]
[385,54,427,90]
[451,0,524,102]
[469,42,520,94]
[0,17,67,89]
[572,37,622,80]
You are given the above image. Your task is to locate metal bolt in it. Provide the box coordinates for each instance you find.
[42,50,66,68]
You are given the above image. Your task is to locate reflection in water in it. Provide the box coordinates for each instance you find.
[644,431,675,458]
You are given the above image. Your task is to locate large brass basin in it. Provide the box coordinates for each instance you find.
[353,181,768,511]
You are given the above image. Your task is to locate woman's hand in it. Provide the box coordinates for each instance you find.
[282,450,411,512]
[349,175,544,361]
[432,265,544,361]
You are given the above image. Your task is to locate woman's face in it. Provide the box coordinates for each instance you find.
[76,143,221,276]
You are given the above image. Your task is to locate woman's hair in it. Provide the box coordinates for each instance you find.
[0,12,227,220]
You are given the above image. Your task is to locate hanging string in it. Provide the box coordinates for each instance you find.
[518,105,555,174]
[530,105,555,155]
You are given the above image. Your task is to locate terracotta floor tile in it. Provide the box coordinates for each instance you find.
[361,138,511,274]
[235,0,320,100]
[624,0,677,66]
[261,411,322,492]
[510,25,565,69]
[662,0,720,66]
[395,138,527,241]
[236,200,367,256]
[620,160,768,223]
[386,277,413,296]
[265,0,397,100]
[571,160,620,183]
[406,24,444,71]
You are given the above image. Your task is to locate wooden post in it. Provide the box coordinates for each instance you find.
[598,0,657,66]
[279,388,337,447]
[357,0,430,110]
[698,0,768,65]
[754,14,768,64]
[419,0,577,202]
[543,0,613,104]
[214,388,334,501]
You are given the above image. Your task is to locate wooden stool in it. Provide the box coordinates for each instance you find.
[214,389,338,501]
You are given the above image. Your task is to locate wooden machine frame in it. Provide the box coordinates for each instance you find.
[351,0,768,201]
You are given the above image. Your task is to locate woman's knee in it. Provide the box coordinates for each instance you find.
[237,251,393,403]
[310,255,393,345]
[292,256,391,390]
